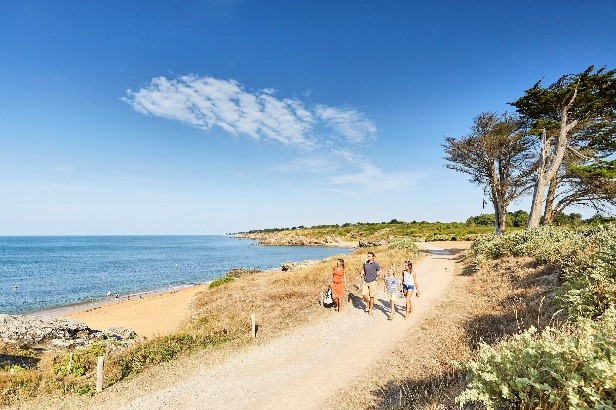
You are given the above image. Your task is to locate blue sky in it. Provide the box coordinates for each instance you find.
[1,1,615,235]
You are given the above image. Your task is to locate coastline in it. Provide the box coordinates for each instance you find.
[39,283,211,339]
[33,283,207,318]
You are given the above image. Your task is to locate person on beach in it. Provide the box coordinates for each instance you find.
[330,258,346,312]
[360,251,381,315]
[384,266,401,320]
[402,261,420,319]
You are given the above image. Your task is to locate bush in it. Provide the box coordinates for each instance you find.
[471,224,616,319]
[457,307,616,409]
[209,276,234,289]
[557,224,616,319]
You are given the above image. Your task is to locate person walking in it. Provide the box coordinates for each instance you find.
[330,258,346,312]
[402,261,420,319]
[384,266,401,320]
[360,251,381,315]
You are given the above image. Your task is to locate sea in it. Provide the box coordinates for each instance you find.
[0,235,351,315]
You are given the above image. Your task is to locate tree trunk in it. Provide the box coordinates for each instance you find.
[496,203,507,235]
[527,106,578,229]
[527,129,550,229]
[542,175,558,225]
[490,167,506,235]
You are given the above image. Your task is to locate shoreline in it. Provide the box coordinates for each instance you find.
[31,282,209,319]
[51,283,213,338]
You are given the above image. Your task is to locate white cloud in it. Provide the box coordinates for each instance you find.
[124,75,379,150]
[315,105,377,143]
[124,75,316,148]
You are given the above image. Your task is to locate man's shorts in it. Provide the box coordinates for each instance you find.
[403,283,415,292]
[387,292,397,301]
[362,280,378,298]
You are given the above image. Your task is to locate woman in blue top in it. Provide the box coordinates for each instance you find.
[402,261,420,319]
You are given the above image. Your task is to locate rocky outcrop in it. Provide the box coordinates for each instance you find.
[280,260,319,271]
[226,268,262,278]
[234,233,355,247]
[0,314,140,348]
[358,239,387,248]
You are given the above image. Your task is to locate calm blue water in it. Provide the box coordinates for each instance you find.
[0,236,351,314]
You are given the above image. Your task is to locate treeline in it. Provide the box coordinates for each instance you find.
[235,211,614,236]
[466,210,616,227]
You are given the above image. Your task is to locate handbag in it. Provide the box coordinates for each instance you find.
[323,288,333,305]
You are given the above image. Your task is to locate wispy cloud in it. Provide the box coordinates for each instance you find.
[270,156,336,174]
[327,150,426,192]
[122,74,425,193]
[315,105,377,143]
[124,75,376,149]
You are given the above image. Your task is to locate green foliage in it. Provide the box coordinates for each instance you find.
[466,213,495,226]
[209,276,234,289]
[386,238,419,257]
[557,224,616,319]
[112,332,228,381]
[472,224,616,319]
[457,307,616,409]
[241,220,495,243]
[0,363,26,372]
[52,342,106,377]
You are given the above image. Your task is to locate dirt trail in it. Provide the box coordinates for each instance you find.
[116,242,456,410]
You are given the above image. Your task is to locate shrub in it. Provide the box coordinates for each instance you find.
[457,307,616,409]
[557,225,616,319]
[52,342,106,377]
[471,224,616,319]
[209,276,234,289]
[109,332,229,381]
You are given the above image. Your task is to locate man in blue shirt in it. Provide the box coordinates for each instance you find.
[361,251,381,315]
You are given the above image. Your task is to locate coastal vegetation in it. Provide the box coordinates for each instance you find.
[457,224,616,408]
[2,221,616,408]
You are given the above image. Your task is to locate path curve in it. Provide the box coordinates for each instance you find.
[119,243,456,409]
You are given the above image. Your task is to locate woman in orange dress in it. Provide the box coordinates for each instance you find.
[330,258,345,312]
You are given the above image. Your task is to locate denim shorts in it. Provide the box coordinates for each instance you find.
[403,283,415,291]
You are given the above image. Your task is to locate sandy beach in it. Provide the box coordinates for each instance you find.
[54,284,211,339]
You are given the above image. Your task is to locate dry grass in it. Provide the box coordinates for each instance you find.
[188,245,419,345]
[339,243,561,409]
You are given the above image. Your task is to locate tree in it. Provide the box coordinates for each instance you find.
[542,157,616,224]
[444,112,535,234]
[510,66,616,229]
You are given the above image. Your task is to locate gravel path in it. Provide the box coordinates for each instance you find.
[117,242,456,410]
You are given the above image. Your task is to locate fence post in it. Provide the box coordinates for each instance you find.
[66,352,73,375]
[96,355,104,392]
[250,313,256,338]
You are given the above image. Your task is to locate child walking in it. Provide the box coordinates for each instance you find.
[384,266,401,320]
[402,261,420,319]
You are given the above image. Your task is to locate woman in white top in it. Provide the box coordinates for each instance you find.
[401,261,420,319]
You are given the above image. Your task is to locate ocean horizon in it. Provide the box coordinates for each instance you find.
[0,235,351,315]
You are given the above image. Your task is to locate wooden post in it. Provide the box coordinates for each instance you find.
[96,355,104,392]
[66,352,73,375]
[250,313,256,338]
